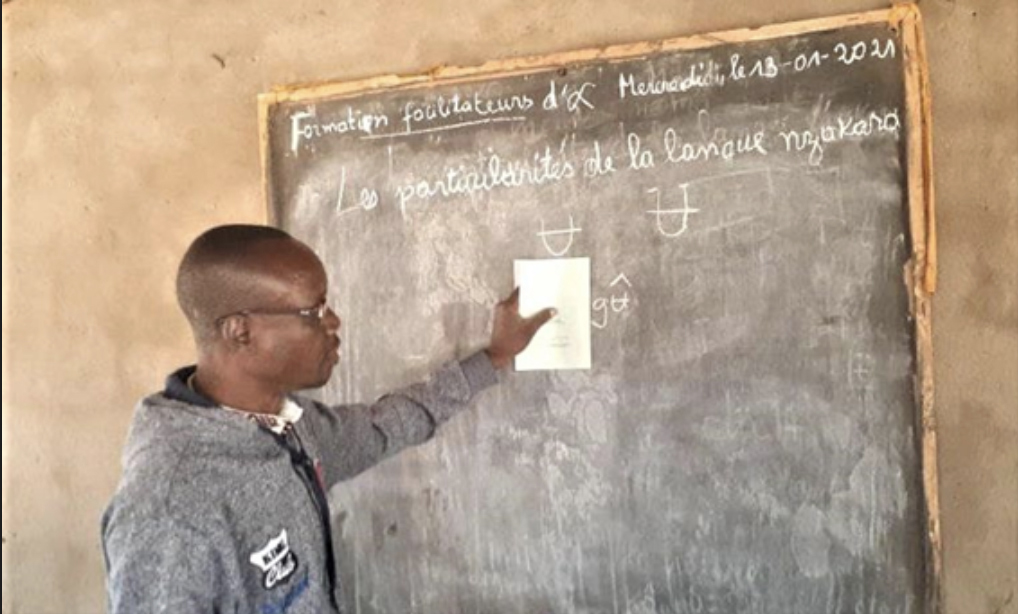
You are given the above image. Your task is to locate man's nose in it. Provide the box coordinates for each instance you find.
[323,307,341,333]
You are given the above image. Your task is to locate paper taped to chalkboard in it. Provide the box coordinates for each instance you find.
[513,257,591,371]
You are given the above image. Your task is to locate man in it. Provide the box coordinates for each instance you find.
[102,224,553,613]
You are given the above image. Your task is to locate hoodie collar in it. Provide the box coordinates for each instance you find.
[164,366,216,407]
[163,365,304,434]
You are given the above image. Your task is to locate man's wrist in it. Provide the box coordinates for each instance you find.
[484,348,511,370]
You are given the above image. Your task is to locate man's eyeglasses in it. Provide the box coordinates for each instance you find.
[215,301,331,325]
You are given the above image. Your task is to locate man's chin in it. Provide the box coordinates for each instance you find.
[310,361,338,388]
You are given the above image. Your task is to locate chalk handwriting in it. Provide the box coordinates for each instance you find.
[336,103,901,223]
[333,167,380,216]
[779,108,901,165]
[290,107,390,152]
[582,140,617,178]
[834,38,896,66]
[730,53,780,81]
[592,274,634,330]
[626,131,656,170]
[288,37,900,156]
[662,114,768,165]
[647,185,699,238]
[361,116,527,141]
[610,273,632,289]
[401,91,535,133]
[393,141,576,217]
[543,80,597,113]
[617,61,726,99]
[793,38,896,74]
[538,215,582,257]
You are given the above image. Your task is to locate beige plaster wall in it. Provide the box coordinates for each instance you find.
[2,0,1015,612]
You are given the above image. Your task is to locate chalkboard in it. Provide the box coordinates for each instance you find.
[259,6,939,613]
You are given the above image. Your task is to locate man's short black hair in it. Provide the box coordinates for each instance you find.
[176,224,294,344]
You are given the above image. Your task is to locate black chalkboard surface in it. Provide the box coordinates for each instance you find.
[260,6,938,613]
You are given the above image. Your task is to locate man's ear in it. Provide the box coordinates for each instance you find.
[218,314,252,349]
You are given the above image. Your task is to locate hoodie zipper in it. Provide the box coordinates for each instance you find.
[271,426,341,612]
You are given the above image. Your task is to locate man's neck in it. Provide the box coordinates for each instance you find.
[191,365,285,415]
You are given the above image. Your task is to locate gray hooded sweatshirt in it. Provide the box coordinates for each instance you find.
[102,351,497,614]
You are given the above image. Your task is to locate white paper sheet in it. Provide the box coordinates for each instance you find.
[513,258,591,371]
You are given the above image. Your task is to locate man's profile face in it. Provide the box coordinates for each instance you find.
[240,240,342,392]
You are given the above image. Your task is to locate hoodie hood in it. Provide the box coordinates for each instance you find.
[120,366,286,474]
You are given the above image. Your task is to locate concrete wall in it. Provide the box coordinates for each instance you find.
[2,0,1014,612]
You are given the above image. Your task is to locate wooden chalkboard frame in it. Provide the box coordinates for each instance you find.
[259,4,939,610]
